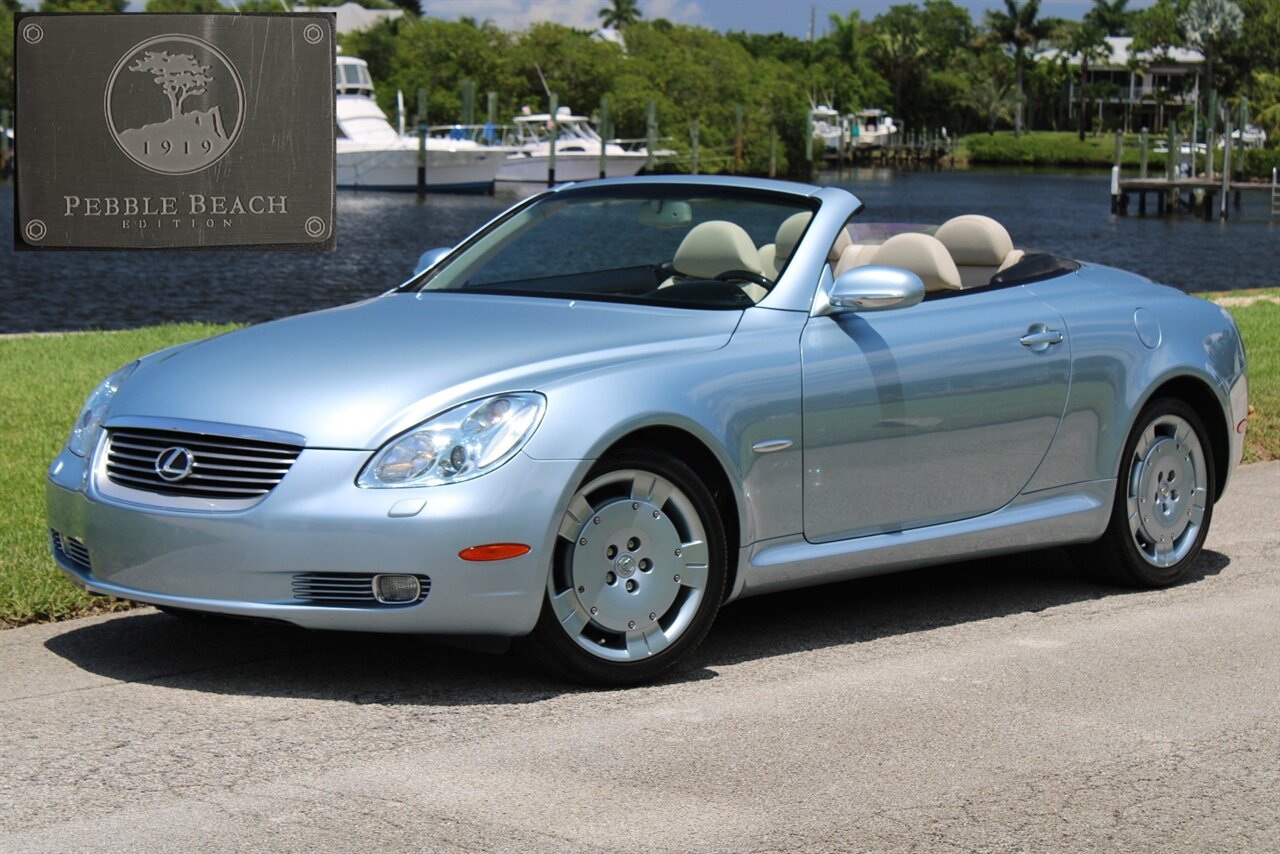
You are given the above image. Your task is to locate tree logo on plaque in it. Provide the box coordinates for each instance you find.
[104,34,245,175]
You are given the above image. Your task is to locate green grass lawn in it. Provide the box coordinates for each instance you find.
[0,325,238,627]
[1,300,1275,629]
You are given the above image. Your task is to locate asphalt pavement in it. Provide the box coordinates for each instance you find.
[3,462,1278,852]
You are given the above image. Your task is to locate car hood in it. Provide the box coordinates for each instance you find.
[108,293,742,449]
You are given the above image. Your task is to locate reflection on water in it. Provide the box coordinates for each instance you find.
[2,171,1277,333]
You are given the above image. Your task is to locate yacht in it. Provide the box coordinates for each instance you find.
[496,107,652,183]
[810,105,843,156]
[335,56,511,192]
[851,109,898,148]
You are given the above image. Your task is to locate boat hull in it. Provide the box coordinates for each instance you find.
[496,152,648,183]
[336,145,506,192]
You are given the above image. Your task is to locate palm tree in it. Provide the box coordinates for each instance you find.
[1061,21,1112,139]
[598,0,642,29]
[962,73,1017,134]
[984,0,1055,137]
[1085,0,1133,37]
[1180,0,1243,108]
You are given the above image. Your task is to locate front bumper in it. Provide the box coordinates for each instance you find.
[46,442,586,635]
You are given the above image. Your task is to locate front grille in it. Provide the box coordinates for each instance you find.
[51,529,92,572]
[105,428,302,500]
[292,573,432,606]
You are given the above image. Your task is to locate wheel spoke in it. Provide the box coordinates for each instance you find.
[1127,509,1142,537]
[557,493,594,540]
[550,588,576,620]
[631,473,674,508]
[1189,488,1207,526]
[679,560,709,590]
[625,624,663,659]
[1154,539,1174,565]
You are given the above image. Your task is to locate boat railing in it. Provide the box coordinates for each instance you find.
[426,123,518,146]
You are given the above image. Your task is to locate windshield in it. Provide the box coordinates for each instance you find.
[413,185,819,309]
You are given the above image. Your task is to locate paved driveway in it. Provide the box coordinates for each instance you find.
[3,463,1278,852]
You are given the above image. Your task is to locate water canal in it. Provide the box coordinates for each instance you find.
[3,169,1278,333]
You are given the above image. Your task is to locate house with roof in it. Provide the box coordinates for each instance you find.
[1041,36,1204,133]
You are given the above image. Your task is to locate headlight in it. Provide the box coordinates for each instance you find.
[357,393,545,488]
[67,361,138,457]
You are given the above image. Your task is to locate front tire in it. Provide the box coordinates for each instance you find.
[1080,397,1215,587]
[526,447,727,686]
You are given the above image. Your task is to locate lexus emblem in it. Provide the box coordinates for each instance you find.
[155,446,196,482]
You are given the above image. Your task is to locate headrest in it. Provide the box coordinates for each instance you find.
[934,215,1014,267]
[674,220,764,279]
[870,233,962,292]
[773,212,811,263]
[828,227,853,262]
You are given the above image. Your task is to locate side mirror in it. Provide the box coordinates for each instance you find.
[414,247,452,276]
[822,265,925,314]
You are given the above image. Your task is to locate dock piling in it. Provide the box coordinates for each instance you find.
[547,92,558,187]
[1221,117,1232,220]
[1139,127,1148,180]
[598,97,609,180]
[416,122,426,196]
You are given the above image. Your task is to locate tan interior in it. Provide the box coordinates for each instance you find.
[833,215,1023,293]
[663,220,769,302]
[834,233,963,293]
[759,212,812,279]
[933,215,1025,288]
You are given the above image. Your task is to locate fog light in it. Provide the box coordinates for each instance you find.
[372,574,421,603]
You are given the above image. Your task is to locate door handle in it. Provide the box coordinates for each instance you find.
[1020,325,1064,351]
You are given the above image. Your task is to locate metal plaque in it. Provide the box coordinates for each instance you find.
[15,14,335,250]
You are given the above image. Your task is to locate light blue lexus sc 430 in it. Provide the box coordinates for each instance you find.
[48,176,1248,685]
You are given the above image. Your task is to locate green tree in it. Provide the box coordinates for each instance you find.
[962,72,1017,133]
[37,0,127,10]
[0,3,12,112]
[1085,0,1135,36]
[872,5,928,121]
[984,0,1055,136]
[598,0,642,30]
[919,0,976,67]
[1130,0,1188,56]
[1060,20,1112,138]
[1180,0,1243,101]
[144,0,226,11]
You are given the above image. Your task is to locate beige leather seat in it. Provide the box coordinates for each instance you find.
[836,232,962,293]
[933,215,1025,288]
[759,214,852,279]
[759,212,810,279]
[665,220,769,302]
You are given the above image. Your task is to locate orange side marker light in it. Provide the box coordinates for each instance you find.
[459,543,531,562]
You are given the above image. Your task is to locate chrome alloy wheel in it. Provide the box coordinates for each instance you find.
[1125,413,1209,568]
[547,469,711,662]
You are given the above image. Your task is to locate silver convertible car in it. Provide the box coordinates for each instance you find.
[48,176,1249,685]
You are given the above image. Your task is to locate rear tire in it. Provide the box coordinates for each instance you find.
[1077,397,1215,587]
[525,447,727,686]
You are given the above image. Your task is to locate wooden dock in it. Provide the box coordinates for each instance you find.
[1116,177,1278,220]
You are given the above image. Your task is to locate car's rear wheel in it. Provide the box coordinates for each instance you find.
[527,447,727,686]
[1080,397,1215,587]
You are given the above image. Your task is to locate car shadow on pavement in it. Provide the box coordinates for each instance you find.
[700,547,1229,670]
[44,547,1229,701]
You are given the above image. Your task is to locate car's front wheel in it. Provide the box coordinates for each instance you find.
[527,447,727,686]
[1080,397,1215,587]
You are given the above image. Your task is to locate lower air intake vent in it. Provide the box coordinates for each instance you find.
[292,573,431,606]
[51,529,92,573]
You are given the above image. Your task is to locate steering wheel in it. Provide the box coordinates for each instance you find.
[715,269,774,289]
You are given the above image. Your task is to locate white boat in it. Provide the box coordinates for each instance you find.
[335,56,511,192]
[496,107,652,183]
[810,105,843,156]
[851,109,897,148]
